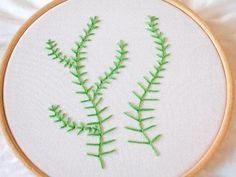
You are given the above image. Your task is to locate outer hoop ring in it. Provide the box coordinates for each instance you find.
[0,0,233,176]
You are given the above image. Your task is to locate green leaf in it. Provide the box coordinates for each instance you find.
[152,134,162,143]
[132,91,142,100]
[149,71,156,77]
[95,97,103,106]
[98,107,108,114]
[77,129,84,135]
[76,91,86,94]
[87,113,97,117]
[137,82,146,91]
[102,115,113,123]
[140,116,155,122]
[147,89,159,93]
[101,149,116,155]
[87,153,99,158]
[128,102,139,111]
[128,140,149,144]
[87,122,100,125]
[70,71,80,78]
[144,125,157,131]
[85,106,94,109]
[86,143,100,146]
[143,98,159,101]
[102,139,116,145]
[103,127,116,135]
[139,108,155,112]
[124,112,139,121]
[88,132,101,136]
[143,76,151,84]
[81,99,90,103]
[125,126,142,132]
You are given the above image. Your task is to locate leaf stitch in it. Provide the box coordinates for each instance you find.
[92,40,128,99]
[46,40,76,68]
[124,16,170,156]
[46,16,129,169]
[49,105,99,134]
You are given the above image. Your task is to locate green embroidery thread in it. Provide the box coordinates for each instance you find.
[124,16,170,156]
[49,105,99,135]
[46,16,129,168]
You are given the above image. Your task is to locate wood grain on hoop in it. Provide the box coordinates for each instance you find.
[0,0,233,177]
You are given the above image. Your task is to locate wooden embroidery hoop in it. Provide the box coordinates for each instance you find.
[0,0,233,176]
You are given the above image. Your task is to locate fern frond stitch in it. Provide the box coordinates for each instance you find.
[46,16,129,169]
[46,40,76,68]
[71,39,128,168]
[124,16,170,156]
[49,105,99,135]
[92,40,128,99]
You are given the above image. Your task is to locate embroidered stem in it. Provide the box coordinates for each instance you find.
[72,65,117,168]
[46,40,76,68]
[69,17,116,168]
[92,40,128,100]
[49,105,99,135]
[73,67,107,168]
[124,16,170,156]
[46,16,127,169]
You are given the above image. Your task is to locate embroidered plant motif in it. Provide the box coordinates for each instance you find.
[46,16,129,168]
[124,16,170,156]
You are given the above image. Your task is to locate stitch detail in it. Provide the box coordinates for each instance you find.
[124,16,170,156]
[46,16,129,168]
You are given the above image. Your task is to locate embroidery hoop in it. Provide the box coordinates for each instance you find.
[0,0,233,176]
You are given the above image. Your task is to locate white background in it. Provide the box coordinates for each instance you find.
[0,0,236,177]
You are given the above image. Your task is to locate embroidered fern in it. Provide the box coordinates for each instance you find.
[46,16,129,169]
[92,40,128,99]
[124,16,170,156]
[49,105,99,135]
[71,40,128,168]
[46,40,76,68]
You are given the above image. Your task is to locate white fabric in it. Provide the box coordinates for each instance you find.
[0,0,235,177]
